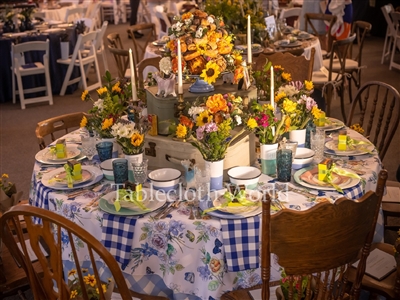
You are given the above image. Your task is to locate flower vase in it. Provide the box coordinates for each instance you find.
[205,159,224,191]
[99,138,119,158]
[60,41,69,60]
[289,129,307,148]
[125,152,143,182]
[3,21,15,33]
[260,143,278,176]
[0,184,23,214]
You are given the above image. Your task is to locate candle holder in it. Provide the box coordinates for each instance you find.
[174,93,185,118]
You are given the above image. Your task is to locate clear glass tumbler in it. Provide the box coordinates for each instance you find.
[81,136,97,162]
[194,164,210,200]
[310,128,326,164]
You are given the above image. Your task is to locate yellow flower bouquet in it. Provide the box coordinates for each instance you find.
[80,72,130,138]
[166,9,243,84]
[175,93,245,161]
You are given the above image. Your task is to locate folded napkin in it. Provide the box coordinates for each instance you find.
[102,214,137,269]
[220,216,260,272]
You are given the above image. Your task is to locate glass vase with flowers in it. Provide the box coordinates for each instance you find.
[166,9,244,86]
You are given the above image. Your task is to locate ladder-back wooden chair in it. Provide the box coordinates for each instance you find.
[254,48,315,82]
[346,81,400,161]
[381,4,396,64]
[304,13,336,57]
[222,169,388,300]
[0,206,169,300]
[127,23,157,63]
[35,112,85,150]
[137,56,162,89]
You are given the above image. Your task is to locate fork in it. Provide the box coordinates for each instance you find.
[160,200,180,219]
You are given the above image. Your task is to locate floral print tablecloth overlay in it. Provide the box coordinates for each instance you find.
[28,129,383,300]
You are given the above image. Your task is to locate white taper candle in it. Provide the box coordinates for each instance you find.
[177,39,183,94]
[129,48,138,101]
[247,15,252,64]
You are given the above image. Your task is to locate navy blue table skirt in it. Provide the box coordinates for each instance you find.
[0,29,80,103]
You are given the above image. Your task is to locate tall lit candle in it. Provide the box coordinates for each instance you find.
[129,48,138,101]
[270,66,274,110]
[177,39,183,94]
[247,15,252,65]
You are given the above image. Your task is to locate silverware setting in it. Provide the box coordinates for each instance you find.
[86,185,112,208]
[66,183,104,199]
[159,200,181,219]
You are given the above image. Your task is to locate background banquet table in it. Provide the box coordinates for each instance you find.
[142,35,323,80]
[29,128,383,299]
[0,29,79,103]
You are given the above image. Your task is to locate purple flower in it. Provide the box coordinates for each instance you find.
[289,81,304,90]
[304,95,316,110]
[197,265,211,280]
[141,242,158,257]
[151,233,168,250]
[170,220,185,236]
[196,126,205,140]
[204,123,218,133]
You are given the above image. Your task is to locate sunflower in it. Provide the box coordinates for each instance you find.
[70,290,78,299]
[196,110,212,127]
[131,133,144,147]
[102,118,113,130]
[112,81,121,93]
[176,124,188,138]
[80,116,87,128]
[304,80,314,91]
[81,90,89,101]
[200,61,221,84]
[281,72,292,82]
[96,86,107,96]
[83,274,96,287]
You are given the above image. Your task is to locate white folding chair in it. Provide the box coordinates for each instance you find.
[85,2,101,29]
[64,6,85,23]
[94,21,109,73]
[11,40,53,110]
[155,9,172,38]
[57,31,102,96]
[389,11,400,71]
[279,7,302,29]
[381,4,396,64]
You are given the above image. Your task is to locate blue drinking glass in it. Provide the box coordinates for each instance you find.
[96,142,113,162]
[112,159,129,184]
[277,149,292,182]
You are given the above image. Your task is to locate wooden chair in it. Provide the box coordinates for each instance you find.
[346,81,400,161]
[322,21,372,104]
[35,112,85,150]
[11,39,53,110]
[0,206,169,300]
[304,13,336,56]
[312,34,356,123]
[254,48,315,82]
[127,23,157,63]
[107,45,130,79]
[222,169,388,300]
[137,56,162,89]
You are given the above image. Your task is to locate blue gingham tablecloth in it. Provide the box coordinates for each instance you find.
[102,213,138,269]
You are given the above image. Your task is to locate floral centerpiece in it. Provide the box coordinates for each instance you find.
[67,268,112,300]
[253,61,293,102]
[166,9,243,84]
[175,93,244,161]
[205,0,266,41]
[80,71,130,138]
[275,80,323,131]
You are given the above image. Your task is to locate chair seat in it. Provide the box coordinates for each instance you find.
[17,62,45,76]
[312,70,342,85]
[346,243,398,299]
[322,58,359,71]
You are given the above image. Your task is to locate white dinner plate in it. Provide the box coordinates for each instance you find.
[42,28,65,33]
[199,190,263,219]
[51,169,93,186]
[4,32,28,38]
[99,188,167,216]
[235,44,264,54]
[293,166,360,191]
[152,39,168,46]
[35,145,81,163]
[41,166,103,190]
[321,117,345,131]
[324,139,375,156]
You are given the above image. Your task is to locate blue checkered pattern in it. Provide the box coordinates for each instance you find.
[220,216,260,272]
[101,213,137,269]
[32,177,52,224]
[342,182,364,200]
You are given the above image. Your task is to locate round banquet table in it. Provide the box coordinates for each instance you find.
[0,29,79,103]
[29,127,384,300]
